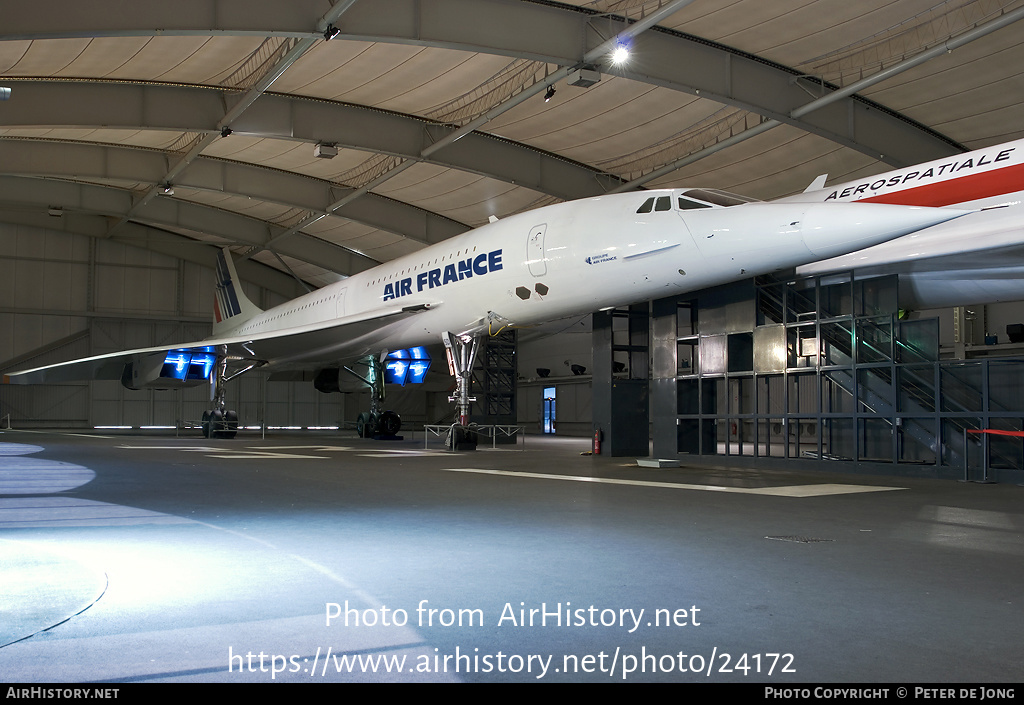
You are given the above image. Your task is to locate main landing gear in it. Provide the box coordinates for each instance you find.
[201,347,258,439]
[349,355,403,440]
[356,409,402,438]
[202,408,238,439]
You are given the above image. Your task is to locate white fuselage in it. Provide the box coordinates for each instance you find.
[782,138,1024,307]
[215,191,966,366]
[3,187,970,386]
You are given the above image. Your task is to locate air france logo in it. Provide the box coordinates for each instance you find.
[585,253,617,265]
[382,249,503,302]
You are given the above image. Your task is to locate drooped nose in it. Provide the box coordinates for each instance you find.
[801,203,972,259]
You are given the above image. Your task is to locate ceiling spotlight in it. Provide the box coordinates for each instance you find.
[544,85,556,102]
[47,207,63,217]
[323,24,340,41]
[611,45,630,65]
[161,183,174,196]
[220,126,232,138]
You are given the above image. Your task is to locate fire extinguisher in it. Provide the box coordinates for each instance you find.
[593,427,602,455]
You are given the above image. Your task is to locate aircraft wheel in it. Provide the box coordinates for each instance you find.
[447,425,477,450]
[208,409,225,438]
[218,409,239,440]
[356,412,376,438]
[204,409,238,439]
[377,410,401,437]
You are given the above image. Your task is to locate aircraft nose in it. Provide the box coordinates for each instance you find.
[801,203,971,259]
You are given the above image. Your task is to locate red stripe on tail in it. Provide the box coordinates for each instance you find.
[860,163,1024,207]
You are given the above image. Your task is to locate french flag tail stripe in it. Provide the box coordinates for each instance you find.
[215,250,243,319]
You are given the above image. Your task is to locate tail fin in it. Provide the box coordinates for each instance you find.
[213,248,263,335]
[804,174,828,193]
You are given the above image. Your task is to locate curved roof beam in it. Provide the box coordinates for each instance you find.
[0,175,377,276]
[609,4,1024,191]
[0,0,963,166]
[256,0,696,254]
[105,0,360,241]
[0,205,304,299]
[0,80,624,202]
[0,139,471,247]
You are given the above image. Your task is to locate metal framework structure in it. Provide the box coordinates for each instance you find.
[650,276,1024,480]
[3,1,1024,441]
[2,0,1019,289]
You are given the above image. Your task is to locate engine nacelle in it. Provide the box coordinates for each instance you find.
[313,367,342,394]
[121,350,215,391]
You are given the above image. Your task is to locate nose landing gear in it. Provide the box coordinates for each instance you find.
[443,331,482,450]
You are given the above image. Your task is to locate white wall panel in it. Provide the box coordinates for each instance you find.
[518,325,593,380]
[2,223,360,430]
[183,261,214,317]
[39,315,82,352]
[43,229,89,263]
[515,326,596,436]
[93,264,177,314]
[13,258,45,309]
[12,224,46,259]
[92,266,125,314]
[4,313,78,360]
[40,261,90,312]
[95,238,174,268]
[0,315,88,367]
[0,384,89,425]
[181,384,216,426]
[0,224,14,257]
[0,257,17,310]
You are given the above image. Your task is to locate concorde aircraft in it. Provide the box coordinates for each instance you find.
[3,185,968,439]
[781,138,1024,308]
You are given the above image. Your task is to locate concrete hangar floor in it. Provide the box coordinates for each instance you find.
[0,429,1021,684]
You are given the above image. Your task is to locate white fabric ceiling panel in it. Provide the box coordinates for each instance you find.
[0,0,1019,286]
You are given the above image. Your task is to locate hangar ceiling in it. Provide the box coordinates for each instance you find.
[1,0,1023,293]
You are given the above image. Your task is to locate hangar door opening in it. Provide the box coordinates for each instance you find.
[543,386,556,434]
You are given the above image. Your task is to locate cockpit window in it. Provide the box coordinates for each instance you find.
[639,189,757,214]
[682,188,759,207]
[678,197,712,210]
[636,197,655,213]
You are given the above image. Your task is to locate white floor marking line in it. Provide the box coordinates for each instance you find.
[764,483,904,497]
[358,454,450,459]
[248,446,352,452]
[117,446,222,450]
[440,468,906,497]
[116,446,329,459]
[204,453,329,459]
[4,429,115,439]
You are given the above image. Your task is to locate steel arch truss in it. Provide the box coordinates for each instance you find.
[0,0,962,164]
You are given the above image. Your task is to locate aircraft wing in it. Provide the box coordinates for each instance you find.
[4,302,436,385]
